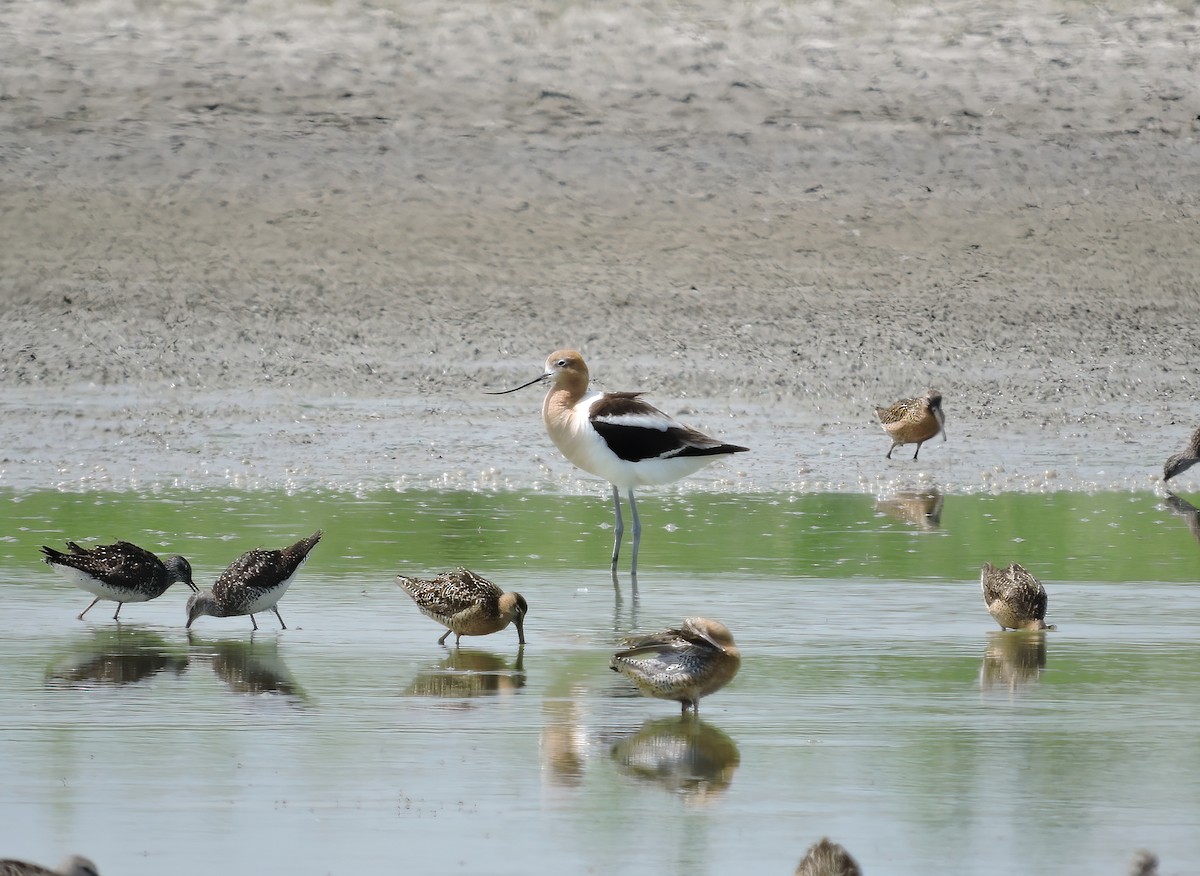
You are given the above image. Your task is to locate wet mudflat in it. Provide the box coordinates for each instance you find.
[1,488,1198,874]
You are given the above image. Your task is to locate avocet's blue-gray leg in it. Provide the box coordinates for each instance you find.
[272,606,288,630]
[628,488,641,591]
[610,484,624,572]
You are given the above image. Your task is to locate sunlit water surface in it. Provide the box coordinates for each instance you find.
[2,489,1199,874]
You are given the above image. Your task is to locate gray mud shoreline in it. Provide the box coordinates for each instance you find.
[2,0,1199,494]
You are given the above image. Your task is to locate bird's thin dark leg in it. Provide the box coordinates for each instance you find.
[610,484,624,571]
[438,629,452,646]
[272,606,287,630]
[628,488,641,593]
[250,613,259,631]
[77,597,101,620]
[112,602,123,621]
[912,441,923,460]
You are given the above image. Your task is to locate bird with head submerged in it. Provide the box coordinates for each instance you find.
[487,349,748,584]
[186,531,322,631]
[980,562,1055,631]
[610,617,740,715]
[396,567,527,646]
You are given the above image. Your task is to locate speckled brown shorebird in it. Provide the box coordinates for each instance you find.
[40,540,197,621]
[396,567,527,646]
[980,562,1054,631]
[874,390,945,460]
[0,856,100,876]
[795,838,862,876]
[1163,425,1200,482]
[186,531,322,631]
[610,617,740,715]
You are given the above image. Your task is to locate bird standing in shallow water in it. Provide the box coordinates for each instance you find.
[980,562,1054,631]
[1163,425,1200,482]
[874,390,945,460]
[40,541,196,621]
[396,567,527,646]
[0,856,100,876]
[610,617,740,714]
[488,350,748,584]
[186,531,322,631]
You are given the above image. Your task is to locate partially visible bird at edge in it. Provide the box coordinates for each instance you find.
[0,856,101,876]
[795,837,862,876]
[487,349,748,586]
[610,616,740,715]
[40,540,196,621]
[186,531,322,631]
[980,561,1055,631]
[874,390,945,460]
[1163,424,1200,482]
[396,567,527,646]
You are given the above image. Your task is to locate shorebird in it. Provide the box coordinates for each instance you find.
[487,349,748,581]
[874,390,945,460]
[396,567,527,646]
[1163,425,1200,482]
[186,531,322,631]
[980,562,1054,631]
[795,838,862,876]
[40,540,197,621]
[610,617,740,715]
[0,856,100,876]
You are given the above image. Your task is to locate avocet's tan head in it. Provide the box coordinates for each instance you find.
[485,349,590,397]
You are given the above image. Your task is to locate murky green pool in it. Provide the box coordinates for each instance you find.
[1,488,1197,874]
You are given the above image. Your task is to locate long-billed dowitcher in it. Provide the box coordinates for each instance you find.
[1163,425,1200,482]
[610,617,740,714]
[0,856,100,876]
[487,350,748,582]
[980,562,1054,631]
[795,838,862,876]
[186,531,322,631]
[396,567,527,646]
[874,390,945,460]
[40,540,197,621]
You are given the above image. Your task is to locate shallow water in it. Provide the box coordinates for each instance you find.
[2,488,1199,874]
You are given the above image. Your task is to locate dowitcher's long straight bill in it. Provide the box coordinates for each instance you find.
[484,370,550,395]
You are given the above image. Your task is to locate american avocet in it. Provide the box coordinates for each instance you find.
[186,531,322,631]
[0,856,101,876]
[980,562,1054,631]
[1163,425,1200,481]
[795,838,862,876]
[396,567,527,646]
[874,390,945,459]
[40,541,197,621]
[610,617,740,715]
[488,349,748,581]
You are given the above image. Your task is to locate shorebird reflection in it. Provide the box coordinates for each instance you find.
[610,717,740,803]
[980,630,1047,693]
[874,489,944,530]
[191,636,308,703]
[46,628,187,688]
[404,648,526,699]
[1164,492,1200,545]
